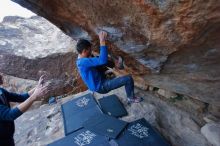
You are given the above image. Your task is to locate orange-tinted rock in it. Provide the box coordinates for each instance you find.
[12,0,220,105]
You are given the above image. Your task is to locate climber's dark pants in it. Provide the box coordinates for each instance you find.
[97,75,135,98]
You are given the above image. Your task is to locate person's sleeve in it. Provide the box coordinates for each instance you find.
[3,88,29,103]
[80,46,108,67]
[0,105,23,121]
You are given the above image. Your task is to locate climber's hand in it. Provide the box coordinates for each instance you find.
[99,31,107,44]
[38,75,47,86]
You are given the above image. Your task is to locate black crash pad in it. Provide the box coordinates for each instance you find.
[61,94,102,135]
[98,94,128,117]
[113,118,171,146]
[83,113,127,139]
[62,93,98,116]
[47,128,111,146]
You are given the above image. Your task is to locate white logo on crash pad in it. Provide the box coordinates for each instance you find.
[128,123,149,139]
[76,97,90,107]
[74,130,96,146]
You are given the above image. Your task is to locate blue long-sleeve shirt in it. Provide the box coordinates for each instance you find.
[76,45,108,91]
[0,88,29,140]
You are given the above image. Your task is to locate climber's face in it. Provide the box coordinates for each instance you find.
[80,47,92,58]
[84,47,92,57]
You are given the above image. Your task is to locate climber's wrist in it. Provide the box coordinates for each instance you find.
[100,41,106,46]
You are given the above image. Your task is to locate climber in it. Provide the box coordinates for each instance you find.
[0,75,50,146]
[76,31,143,103]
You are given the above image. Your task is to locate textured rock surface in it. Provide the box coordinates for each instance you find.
[157,88,177,98]
[0,16,75,59]
[12,0,220,105]
[0,73,37,93]
[14,88,211,146]
[14,96,65,146]
[0,16,86,96]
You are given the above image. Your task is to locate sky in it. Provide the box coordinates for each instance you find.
[0,0,36,22]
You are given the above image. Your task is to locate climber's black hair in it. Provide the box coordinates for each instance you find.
[76,39,92,54]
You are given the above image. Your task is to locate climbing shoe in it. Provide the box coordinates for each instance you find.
[127,96,143,104]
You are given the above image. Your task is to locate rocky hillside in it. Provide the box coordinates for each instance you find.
[0,16,75,59]
[0,16,86,96]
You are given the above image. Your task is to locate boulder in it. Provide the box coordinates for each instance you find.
[12,0,220,105]
[0,16,87,96]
